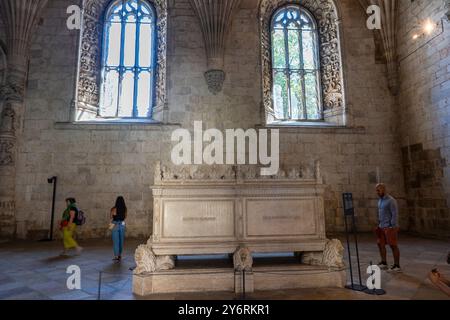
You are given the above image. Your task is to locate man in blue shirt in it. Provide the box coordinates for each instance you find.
[375,183,401,272]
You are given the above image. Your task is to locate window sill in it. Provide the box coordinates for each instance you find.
[259,122,366,134]
[54,120,181,131]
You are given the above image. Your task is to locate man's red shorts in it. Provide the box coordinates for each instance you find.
[375,227,399,246]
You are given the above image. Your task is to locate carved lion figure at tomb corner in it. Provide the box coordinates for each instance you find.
[134,243,175,275]
[322,239,345,269]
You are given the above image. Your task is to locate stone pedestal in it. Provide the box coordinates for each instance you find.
[133,268,235,295]
[133,264,345,296]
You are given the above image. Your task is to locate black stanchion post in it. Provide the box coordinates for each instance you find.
[97,271,102,300]
[49,176,57,241]
[352,213,363,287]
[343,193,367,292]
[41,176,57,242]
[344,215,354,288]
[242,269,246,300]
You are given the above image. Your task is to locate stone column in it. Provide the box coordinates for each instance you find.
[0,0,48,238]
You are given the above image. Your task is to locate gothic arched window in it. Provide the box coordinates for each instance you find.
[100,0,157,118]
[271,5,322,121]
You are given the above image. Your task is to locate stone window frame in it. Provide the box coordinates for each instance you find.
[260,0,346,126]
[74,0,168,122]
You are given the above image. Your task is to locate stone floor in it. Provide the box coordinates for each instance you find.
[0,233,448,300]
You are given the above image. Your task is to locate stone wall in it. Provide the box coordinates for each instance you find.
[5,0,406,239]
[397,0,450,239]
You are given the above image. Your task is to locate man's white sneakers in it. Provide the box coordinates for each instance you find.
[388,265,402,273]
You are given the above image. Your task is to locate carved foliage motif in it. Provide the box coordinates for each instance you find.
[77,0,168,115]
[155,162,321,181]
[0,103,16,134]
[204,69,226,95]
[260,0,344,120]
[0,139,15,166]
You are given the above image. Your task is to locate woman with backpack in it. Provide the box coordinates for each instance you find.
[59,197,83,256]
[110,196,127,261]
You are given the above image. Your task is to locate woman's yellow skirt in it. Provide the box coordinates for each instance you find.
[62,223,78,249]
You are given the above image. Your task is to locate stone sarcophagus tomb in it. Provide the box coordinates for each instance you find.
[133,162,346,295]
[150,162,327,256]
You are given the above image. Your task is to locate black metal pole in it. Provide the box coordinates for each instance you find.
[97,271,102,300]
[344,215,354,288]
[352,214,363,286]
[49,177,57,241]
[242,269,246,300]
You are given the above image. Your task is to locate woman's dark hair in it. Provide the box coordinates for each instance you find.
[66,198,76,205]
[115,196,127,219]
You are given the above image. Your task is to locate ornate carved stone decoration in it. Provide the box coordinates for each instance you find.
[0,102,15,134]
[154,161,322,182]
[301,239,344,268]
[76,0,168,119]
[0,83,23,102]
[204,69,226,95]
[301,251,323,265]
[322,238,345,268]
[0,137,15,166]
[134,239,175,274]
[259,0,345,123]
[358,0,399,96]
[233,246,253,271]
[188,0,242,94]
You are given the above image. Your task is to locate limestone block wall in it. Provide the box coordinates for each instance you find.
[4,0,405,239]
[397,0,450,239]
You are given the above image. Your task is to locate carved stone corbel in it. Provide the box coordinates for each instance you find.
[204,69,226,95]
[189,0,242,94]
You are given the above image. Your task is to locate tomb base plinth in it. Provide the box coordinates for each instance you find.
[133,264,345,296]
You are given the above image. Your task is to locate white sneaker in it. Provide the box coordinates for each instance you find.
[377,262,388,270]
[75,246,83,255]
[389,265,402,273]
